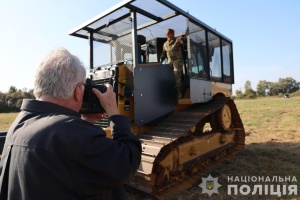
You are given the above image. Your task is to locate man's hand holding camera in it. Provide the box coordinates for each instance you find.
[92,84,120,117]
[81,84,120,123]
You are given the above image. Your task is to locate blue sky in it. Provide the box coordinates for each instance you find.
[1,0,300,93]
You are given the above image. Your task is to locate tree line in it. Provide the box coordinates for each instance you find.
[0,86,35,112]
[235,77,300,99]
[0,77,299,112]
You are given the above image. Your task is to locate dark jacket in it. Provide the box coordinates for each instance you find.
[0,99,141,200]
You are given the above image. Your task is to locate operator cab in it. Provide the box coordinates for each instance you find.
[69,0,235,125]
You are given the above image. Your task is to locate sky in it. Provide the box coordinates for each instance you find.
[1,0,300,93]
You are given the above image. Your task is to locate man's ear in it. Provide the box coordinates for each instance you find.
[74,83,83,102]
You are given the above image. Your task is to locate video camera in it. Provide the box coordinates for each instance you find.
[80,78,107,114]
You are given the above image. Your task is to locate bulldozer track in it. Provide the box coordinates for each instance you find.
[128,97,245,199]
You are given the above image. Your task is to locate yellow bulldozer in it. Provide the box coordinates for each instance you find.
[69,0,245,198]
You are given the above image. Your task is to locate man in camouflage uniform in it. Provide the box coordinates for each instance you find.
[160,28,184,98]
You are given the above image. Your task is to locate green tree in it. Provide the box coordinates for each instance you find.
[0,86,35,111]
[256,80,268,97]
[244,80,252,91]
[234,89,244,99]
[244,80,256,99]
[277,77,299,94]
[8,86,17,93]
[245,88,257,99]
[267,82,279,96]
[0,92,6,101]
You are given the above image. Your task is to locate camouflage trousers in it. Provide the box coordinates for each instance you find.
[170,61,183,98]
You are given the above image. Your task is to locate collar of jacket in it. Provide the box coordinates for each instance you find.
[21,99,80,117]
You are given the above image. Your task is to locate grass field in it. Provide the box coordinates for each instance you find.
[0,112,18,131]
[1,96,299,199]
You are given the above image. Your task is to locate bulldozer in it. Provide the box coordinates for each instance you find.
[69,0,245,198]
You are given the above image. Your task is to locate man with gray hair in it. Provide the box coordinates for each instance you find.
[0,48,141,200]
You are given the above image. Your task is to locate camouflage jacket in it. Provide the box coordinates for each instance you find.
[160,38,183,64]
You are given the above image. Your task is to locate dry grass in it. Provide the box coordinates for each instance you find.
[0,112,18,131]
[1,97,300,199]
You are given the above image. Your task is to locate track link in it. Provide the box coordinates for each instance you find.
[128,97,245,199]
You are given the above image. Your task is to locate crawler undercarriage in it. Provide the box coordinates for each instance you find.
[128,97,245,199]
